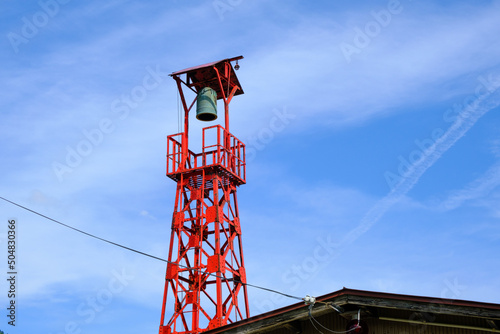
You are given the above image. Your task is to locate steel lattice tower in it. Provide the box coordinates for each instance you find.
[159,57,249,334]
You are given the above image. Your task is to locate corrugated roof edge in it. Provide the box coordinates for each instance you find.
[170,56,244,76]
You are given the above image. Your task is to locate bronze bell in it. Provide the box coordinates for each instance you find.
[196,87,217,121]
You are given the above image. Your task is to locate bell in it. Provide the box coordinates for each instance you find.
[196,87,218,121]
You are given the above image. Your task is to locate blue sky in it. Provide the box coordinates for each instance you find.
[1,0,500,333]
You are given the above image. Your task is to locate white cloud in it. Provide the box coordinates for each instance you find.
[234,0,500,130]
[438,162,500,211]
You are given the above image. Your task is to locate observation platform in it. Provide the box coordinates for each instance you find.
[166,125,246,186]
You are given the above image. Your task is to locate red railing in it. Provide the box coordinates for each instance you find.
[166,125,246,183]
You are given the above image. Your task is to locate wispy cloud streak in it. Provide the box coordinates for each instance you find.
[342,77,500,245]
[439,162,500,211]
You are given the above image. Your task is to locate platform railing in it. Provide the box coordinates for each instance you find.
[166,133,197,175]
[166,125,246,183]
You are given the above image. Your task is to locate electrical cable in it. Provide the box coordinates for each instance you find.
[177,89,181,133]
[227,67,230,99]
[308,303,356,334]
[0,195,169,264]
[244,282,303,301]
[309,314,327,334]
[328,303,343,313]
[0,195,303,301]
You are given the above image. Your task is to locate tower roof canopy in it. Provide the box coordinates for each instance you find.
[171,56,244,100]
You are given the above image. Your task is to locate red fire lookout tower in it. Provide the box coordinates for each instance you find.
[159,56,249,334]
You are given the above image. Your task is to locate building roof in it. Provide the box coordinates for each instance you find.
[206,288,500,333]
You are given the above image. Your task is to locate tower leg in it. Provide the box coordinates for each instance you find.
[159,171,248,334]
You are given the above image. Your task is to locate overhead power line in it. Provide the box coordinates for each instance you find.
[0,195,303,302]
